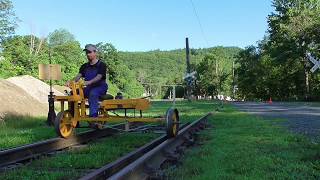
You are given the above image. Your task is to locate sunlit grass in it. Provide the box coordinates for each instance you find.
[0,100,216,150]
[166,105,320,179]
[0,115,91,150]
[0,100,216,179]
[0,115,55,150]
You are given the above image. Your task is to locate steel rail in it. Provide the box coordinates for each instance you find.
[0,123,127,168]
[79,112,212,180]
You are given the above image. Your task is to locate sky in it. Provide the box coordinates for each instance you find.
[12,0,274,51]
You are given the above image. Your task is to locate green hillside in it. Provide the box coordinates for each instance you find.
[0,28,241,99]
[119,47,242,97]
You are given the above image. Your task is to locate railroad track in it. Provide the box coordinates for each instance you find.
[79,112,212,180]
[0,108,195,169]
[0,108,213,179]
[0,123,136,169]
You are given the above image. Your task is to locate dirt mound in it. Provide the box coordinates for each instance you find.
[7,75,63,104]
[0,79,47,119]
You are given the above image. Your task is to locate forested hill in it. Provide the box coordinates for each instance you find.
[119,47,242,97]
[0,26,241,99]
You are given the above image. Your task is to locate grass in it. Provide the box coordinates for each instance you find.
[3,101,319,179]
[166,104,320,179]
[0,115,55,150]
[0,100,216,150]
[0,115,91,150]
[1,133,159,180]
[0,100,217,179]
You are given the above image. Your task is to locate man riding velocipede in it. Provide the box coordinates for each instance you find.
[54,44,180,138]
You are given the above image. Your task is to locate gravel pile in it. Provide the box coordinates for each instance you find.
[0,79,48,119]
[7,75,63,104]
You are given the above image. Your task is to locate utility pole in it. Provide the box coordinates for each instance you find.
[215,59,218,75]
[159,84,162,99]
[185,37,191,101]
[232,61,235,100]
[173,85,176,106]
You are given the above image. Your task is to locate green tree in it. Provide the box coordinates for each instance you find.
[96,42,144,98]
[96,42,119,81]
[50,41,86,84]
[48,28,76,47]
[119,47,241,98]
[0,30,85,85]
[0,35,48,78]
[236,45,279,100]
[0,0,18,42]
[268,0,320,100]
[196,53,230,97]
[47,29,86,84]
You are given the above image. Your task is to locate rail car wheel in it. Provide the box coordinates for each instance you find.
[55,111,74,138]
[166,108,179,138]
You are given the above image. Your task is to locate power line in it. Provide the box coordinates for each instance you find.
[189,0,209,47]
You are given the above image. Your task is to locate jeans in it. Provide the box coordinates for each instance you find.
[84,85,107,117]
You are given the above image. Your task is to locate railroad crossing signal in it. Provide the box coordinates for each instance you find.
[183,71,196,80]
[307,52,320,73]
[184,71,197,86]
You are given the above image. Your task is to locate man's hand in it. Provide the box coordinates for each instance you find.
[65,74,83,87]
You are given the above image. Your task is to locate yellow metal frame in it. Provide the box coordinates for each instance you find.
[54,80,164,137]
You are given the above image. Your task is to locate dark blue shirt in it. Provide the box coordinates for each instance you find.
[79,60,107,86]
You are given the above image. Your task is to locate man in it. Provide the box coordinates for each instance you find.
[66,44,108,117]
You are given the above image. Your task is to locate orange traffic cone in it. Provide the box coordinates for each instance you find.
[268,97,272,104]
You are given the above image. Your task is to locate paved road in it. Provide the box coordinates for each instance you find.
[232,102,320,142]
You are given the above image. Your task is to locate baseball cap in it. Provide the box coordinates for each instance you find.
[83,44,97,52]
